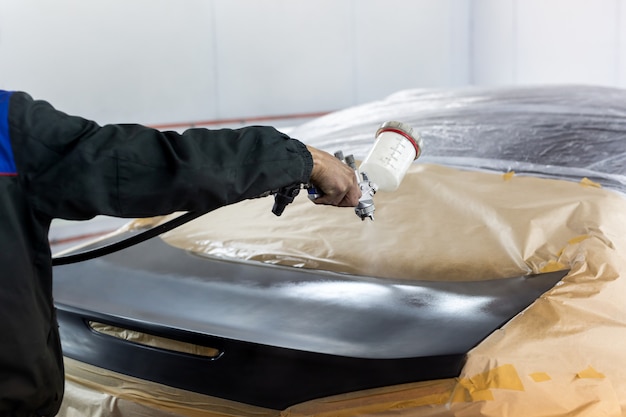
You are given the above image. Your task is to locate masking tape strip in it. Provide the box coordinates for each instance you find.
[529,372,552,382]
[451,364,606,405]
[281,380,456,417]
[577,366,606,379]
[580,177,602,188]
[452,364,524,403]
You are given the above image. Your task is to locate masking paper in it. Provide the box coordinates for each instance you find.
[61,357,279,417]
[160,163,621,282]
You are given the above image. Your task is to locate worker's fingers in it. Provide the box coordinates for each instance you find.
[310,180,360,207]
[306,146,361,207]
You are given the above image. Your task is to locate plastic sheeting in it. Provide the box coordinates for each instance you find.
[58,85,626,416]
[289,84,626,193]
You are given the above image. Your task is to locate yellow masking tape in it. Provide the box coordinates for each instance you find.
[452,364,524,403]
[568,235,591,245]
[577,366,605,379]
[580,177,602,188]
[282,380,456,417]
[540,260,567,273]
[529,372,552,382]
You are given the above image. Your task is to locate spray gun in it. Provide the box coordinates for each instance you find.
[272,121,422,221]
[305,151,378,221]
[271,150,377,221]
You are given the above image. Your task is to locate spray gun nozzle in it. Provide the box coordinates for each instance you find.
[354,171,377,221]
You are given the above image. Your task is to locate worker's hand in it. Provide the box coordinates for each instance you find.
[306,146,361,207]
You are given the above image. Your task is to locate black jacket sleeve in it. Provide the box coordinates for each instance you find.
[8,92,313,220]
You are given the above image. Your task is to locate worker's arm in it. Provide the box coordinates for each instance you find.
[7,92,357,220]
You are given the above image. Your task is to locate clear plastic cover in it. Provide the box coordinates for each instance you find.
[289,84,626,193]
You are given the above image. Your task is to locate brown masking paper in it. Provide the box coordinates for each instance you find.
[59,164,626,416]
[161,164,621,282]
[60,357,280,417]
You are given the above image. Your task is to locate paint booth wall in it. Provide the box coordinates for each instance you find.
[0,0,624,126]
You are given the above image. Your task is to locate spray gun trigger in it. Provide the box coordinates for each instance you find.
[306,185,322,200]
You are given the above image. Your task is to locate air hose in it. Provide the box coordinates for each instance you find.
[51,210,208,266]
[52,183,299,266]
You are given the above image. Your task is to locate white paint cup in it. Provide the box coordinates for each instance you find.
[359,121,423,192]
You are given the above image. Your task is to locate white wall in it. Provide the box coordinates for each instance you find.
[472,0,626,87]
[0,0,625,126]
[0,0,217,125]
[619,0,626,86]
[0,0,469,126]
[352,0,470,103]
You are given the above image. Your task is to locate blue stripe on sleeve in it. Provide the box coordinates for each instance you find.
[0,90,17,175]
